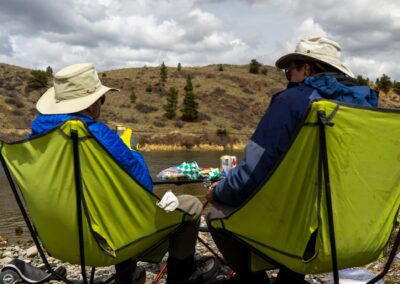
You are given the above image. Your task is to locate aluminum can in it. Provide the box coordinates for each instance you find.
[220,155,237,177]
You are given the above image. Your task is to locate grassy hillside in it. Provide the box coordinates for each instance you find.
[0,62,399,147]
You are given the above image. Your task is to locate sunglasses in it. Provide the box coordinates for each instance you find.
[284,62,305,80]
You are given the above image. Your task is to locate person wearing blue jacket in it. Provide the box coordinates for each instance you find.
[32,63,219,284]
[206,37,378,284]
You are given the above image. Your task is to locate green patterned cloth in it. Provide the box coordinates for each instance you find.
[177,161,201,180]
[205,168,223,181]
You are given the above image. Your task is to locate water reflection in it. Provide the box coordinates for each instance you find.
[0,150,242,243]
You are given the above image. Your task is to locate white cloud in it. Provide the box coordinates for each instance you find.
[0,0,399,81]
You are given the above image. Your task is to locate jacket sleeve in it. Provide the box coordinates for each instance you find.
[213,87,311,206]
[90,122,153,192]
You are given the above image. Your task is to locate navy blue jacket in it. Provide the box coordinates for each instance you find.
[29,113,153,192]
[213,75,378,206]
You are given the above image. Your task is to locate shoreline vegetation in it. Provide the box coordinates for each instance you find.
[140,142,245,151]
[0,128,248,151]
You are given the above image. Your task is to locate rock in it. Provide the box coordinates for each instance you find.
[26,246,38,258]
[0,256,12,265]
[2,251,13,258]
[0,236,8,248]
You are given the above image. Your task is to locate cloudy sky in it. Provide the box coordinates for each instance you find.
[0,0,399,81]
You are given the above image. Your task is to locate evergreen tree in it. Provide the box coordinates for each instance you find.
[356,75,369,86]
[249,59,261,74]
[184,75,193,92]
[164,87,179,119]
[377,74,392,93]
[160,61,168,82]
[177,62,182,71]
[46,66,53,76]
[181,76,198,121]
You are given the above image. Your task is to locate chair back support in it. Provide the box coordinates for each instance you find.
[209,100,400,274]
[1,120,189,266]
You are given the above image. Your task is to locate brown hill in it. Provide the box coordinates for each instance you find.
[0,62,399,146]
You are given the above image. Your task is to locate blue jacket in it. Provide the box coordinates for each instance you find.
[29,113,153,192]
[213,75,378,206]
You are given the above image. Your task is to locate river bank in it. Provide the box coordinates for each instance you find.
[1,224,399,283]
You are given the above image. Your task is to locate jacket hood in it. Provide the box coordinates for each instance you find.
[304,74,378,107]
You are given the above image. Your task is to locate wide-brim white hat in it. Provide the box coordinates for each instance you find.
[36,63,119,114]
[275,36,354,78]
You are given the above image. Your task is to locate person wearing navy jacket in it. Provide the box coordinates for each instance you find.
[206,37,378,284]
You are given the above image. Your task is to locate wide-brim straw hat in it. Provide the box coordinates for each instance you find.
[275,36,354,78]
[36,63,119,114]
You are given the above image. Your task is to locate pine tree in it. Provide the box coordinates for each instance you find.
[160,61,168,82]
[177,62,182,71]
[46,66,53,76]
[356,75,369,86]
[377,74,392,93]
[164,87,178,119]
[181,76,198,121]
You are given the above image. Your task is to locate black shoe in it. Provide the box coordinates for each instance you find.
[186,256,221,283]
[167,255,220,284]
[115,265,146,284]
[212,271,270,284]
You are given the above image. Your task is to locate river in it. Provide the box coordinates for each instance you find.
[0,150,242,243]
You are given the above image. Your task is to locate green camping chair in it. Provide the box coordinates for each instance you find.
[0,119,195,284]
[208,100,400,284]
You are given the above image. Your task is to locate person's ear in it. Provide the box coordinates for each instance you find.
[304,64,311,76]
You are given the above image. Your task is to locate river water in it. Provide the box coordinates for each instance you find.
[0,150,242,243]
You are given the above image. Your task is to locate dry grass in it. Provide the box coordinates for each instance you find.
[1,62,400,147]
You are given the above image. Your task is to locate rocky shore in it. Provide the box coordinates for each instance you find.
[1,219,399,284]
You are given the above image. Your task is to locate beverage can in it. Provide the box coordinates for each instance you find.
[220,155,237,177]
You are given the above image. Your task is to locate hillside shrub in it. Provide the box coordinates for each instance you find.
[135,103,158,113]
[241,86,254,94]
[5,98,24,108]
[11,109,23,116]
[125,117,138,123]
[153,120,166,128]
[261,67,268,75]
[130,91,137,103]
[213,87,226,95]
[206,73,216,79]
[216,128,227,137]
[145,84,152,93]
[174,120,184,128]
[249,59,261,74]
[28,70,48,89]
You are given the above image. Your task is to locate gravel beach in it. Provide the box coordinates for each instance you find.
[1,218,399,284]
